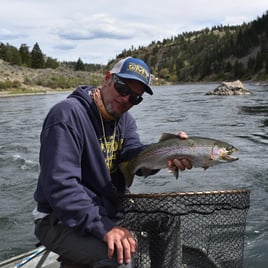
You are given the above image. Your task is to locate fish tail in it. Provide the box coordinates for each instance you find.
[119,161,135,187]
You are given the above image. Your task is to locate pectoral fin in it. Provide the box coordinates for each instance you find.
[168,167,179,179]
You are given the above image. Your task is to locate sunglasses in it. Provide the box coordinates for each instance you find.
[112,75,143,105]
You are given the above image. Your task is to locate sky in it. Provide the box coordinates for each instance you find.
[0,0,267,65]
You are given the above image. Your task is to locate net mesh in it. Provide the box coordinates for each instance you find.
[117,189,250,268]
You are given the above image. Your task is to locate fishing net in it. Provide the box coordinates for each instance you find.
[117,189,250,268]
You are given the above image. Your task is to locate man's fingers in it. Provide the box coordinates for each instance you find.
[104,227,137,264]
[107,240,115,259]
[173,159,186,170]
[115,240,124,264]
[115,236,136,264]
[177,131,188,139]
[128,236,137,253]
[181,158,192,169]
[168,158,192,171]
[121,238,131,264]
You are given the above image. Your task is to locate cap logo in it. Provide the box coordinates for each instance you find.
[127,62,150,82]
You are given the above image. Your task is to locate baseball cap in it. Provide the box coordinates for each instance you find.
[110,57,153,95]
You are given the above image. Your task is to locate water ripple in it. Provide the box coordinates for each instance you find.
[239,105,268,115]
[0,85,267,266]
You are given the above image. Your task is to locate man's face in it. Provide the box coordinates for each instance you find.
[101,72,145,118]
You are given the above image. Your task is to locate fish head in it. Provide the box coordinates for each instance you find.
[212,143,239,162]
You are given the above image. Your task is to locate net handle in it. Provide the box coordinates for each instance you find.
[119,189,250,199]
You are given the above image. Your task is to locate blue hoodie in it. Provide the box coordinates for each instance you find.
[34,85,144,240]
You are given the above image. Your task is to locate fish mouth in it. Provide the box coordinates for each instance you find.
[223,155,239,161]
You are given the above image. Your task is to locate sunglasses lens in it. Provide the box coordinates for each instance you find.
[113,76,143,105]
[114,83,130,97]
[130,95,143,105]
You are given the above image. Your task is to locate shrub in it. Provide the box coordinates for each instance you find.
[0,80,22,90]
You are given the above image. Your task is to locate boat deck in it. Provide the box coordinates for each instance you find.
[0,248,59,268]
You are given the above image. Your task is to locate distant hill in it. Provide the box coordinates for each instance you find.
[110,10,268,82]
[1,10,268,95]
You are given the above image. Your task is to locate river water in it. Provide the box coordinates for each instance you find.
[0,83,267,267]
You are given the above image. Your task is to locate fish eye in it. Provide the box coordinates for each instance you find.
[227,146,236,153]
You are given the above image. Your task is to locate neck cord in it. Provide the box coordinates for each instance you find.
[99,110,117,170]
[90,88,116,121]
[90,88,117,170]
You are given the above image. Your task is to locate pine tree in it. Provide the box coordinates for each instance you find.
[45,57,59,69]
[75,57,85,71]
[4,44,22,65]
[31,42,45,68]
[19,44,31,67]
[254,51,263,72]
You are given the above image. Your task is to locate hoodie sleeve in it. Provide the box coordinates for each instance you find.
[119,112,146,161]
[36,101,115,240]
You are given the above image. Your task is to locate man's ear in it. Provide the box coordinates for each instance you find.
[105,71,112,81]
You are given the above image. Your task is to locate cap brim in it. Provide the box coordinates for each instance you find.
[116,73,153,95]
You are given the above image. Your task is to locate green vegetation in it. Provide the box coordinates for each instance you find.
[0,10,267,95]
[24,70,103,89]
[0,42,59,69]
[0,42,104,72]
[110,11,268,82]
[0,80,21,90]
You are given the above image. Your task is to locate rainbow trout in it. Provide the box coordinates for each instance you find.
[119,133,239,186]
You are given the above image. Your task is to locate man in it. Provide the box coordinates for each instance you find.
[33,57,192,268]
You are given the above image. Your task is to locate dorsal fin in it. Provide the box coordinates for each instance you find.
[159,133,179,142]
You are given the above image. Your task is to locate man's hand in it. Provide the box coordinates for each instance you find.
[167,131,192,171]
[103,226,137,265]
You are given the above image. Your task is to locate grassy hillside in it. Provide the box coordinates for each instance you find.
[0,59,104,95]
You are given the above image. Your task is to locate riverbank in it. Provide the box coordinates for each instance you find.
[0,88,71,98]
